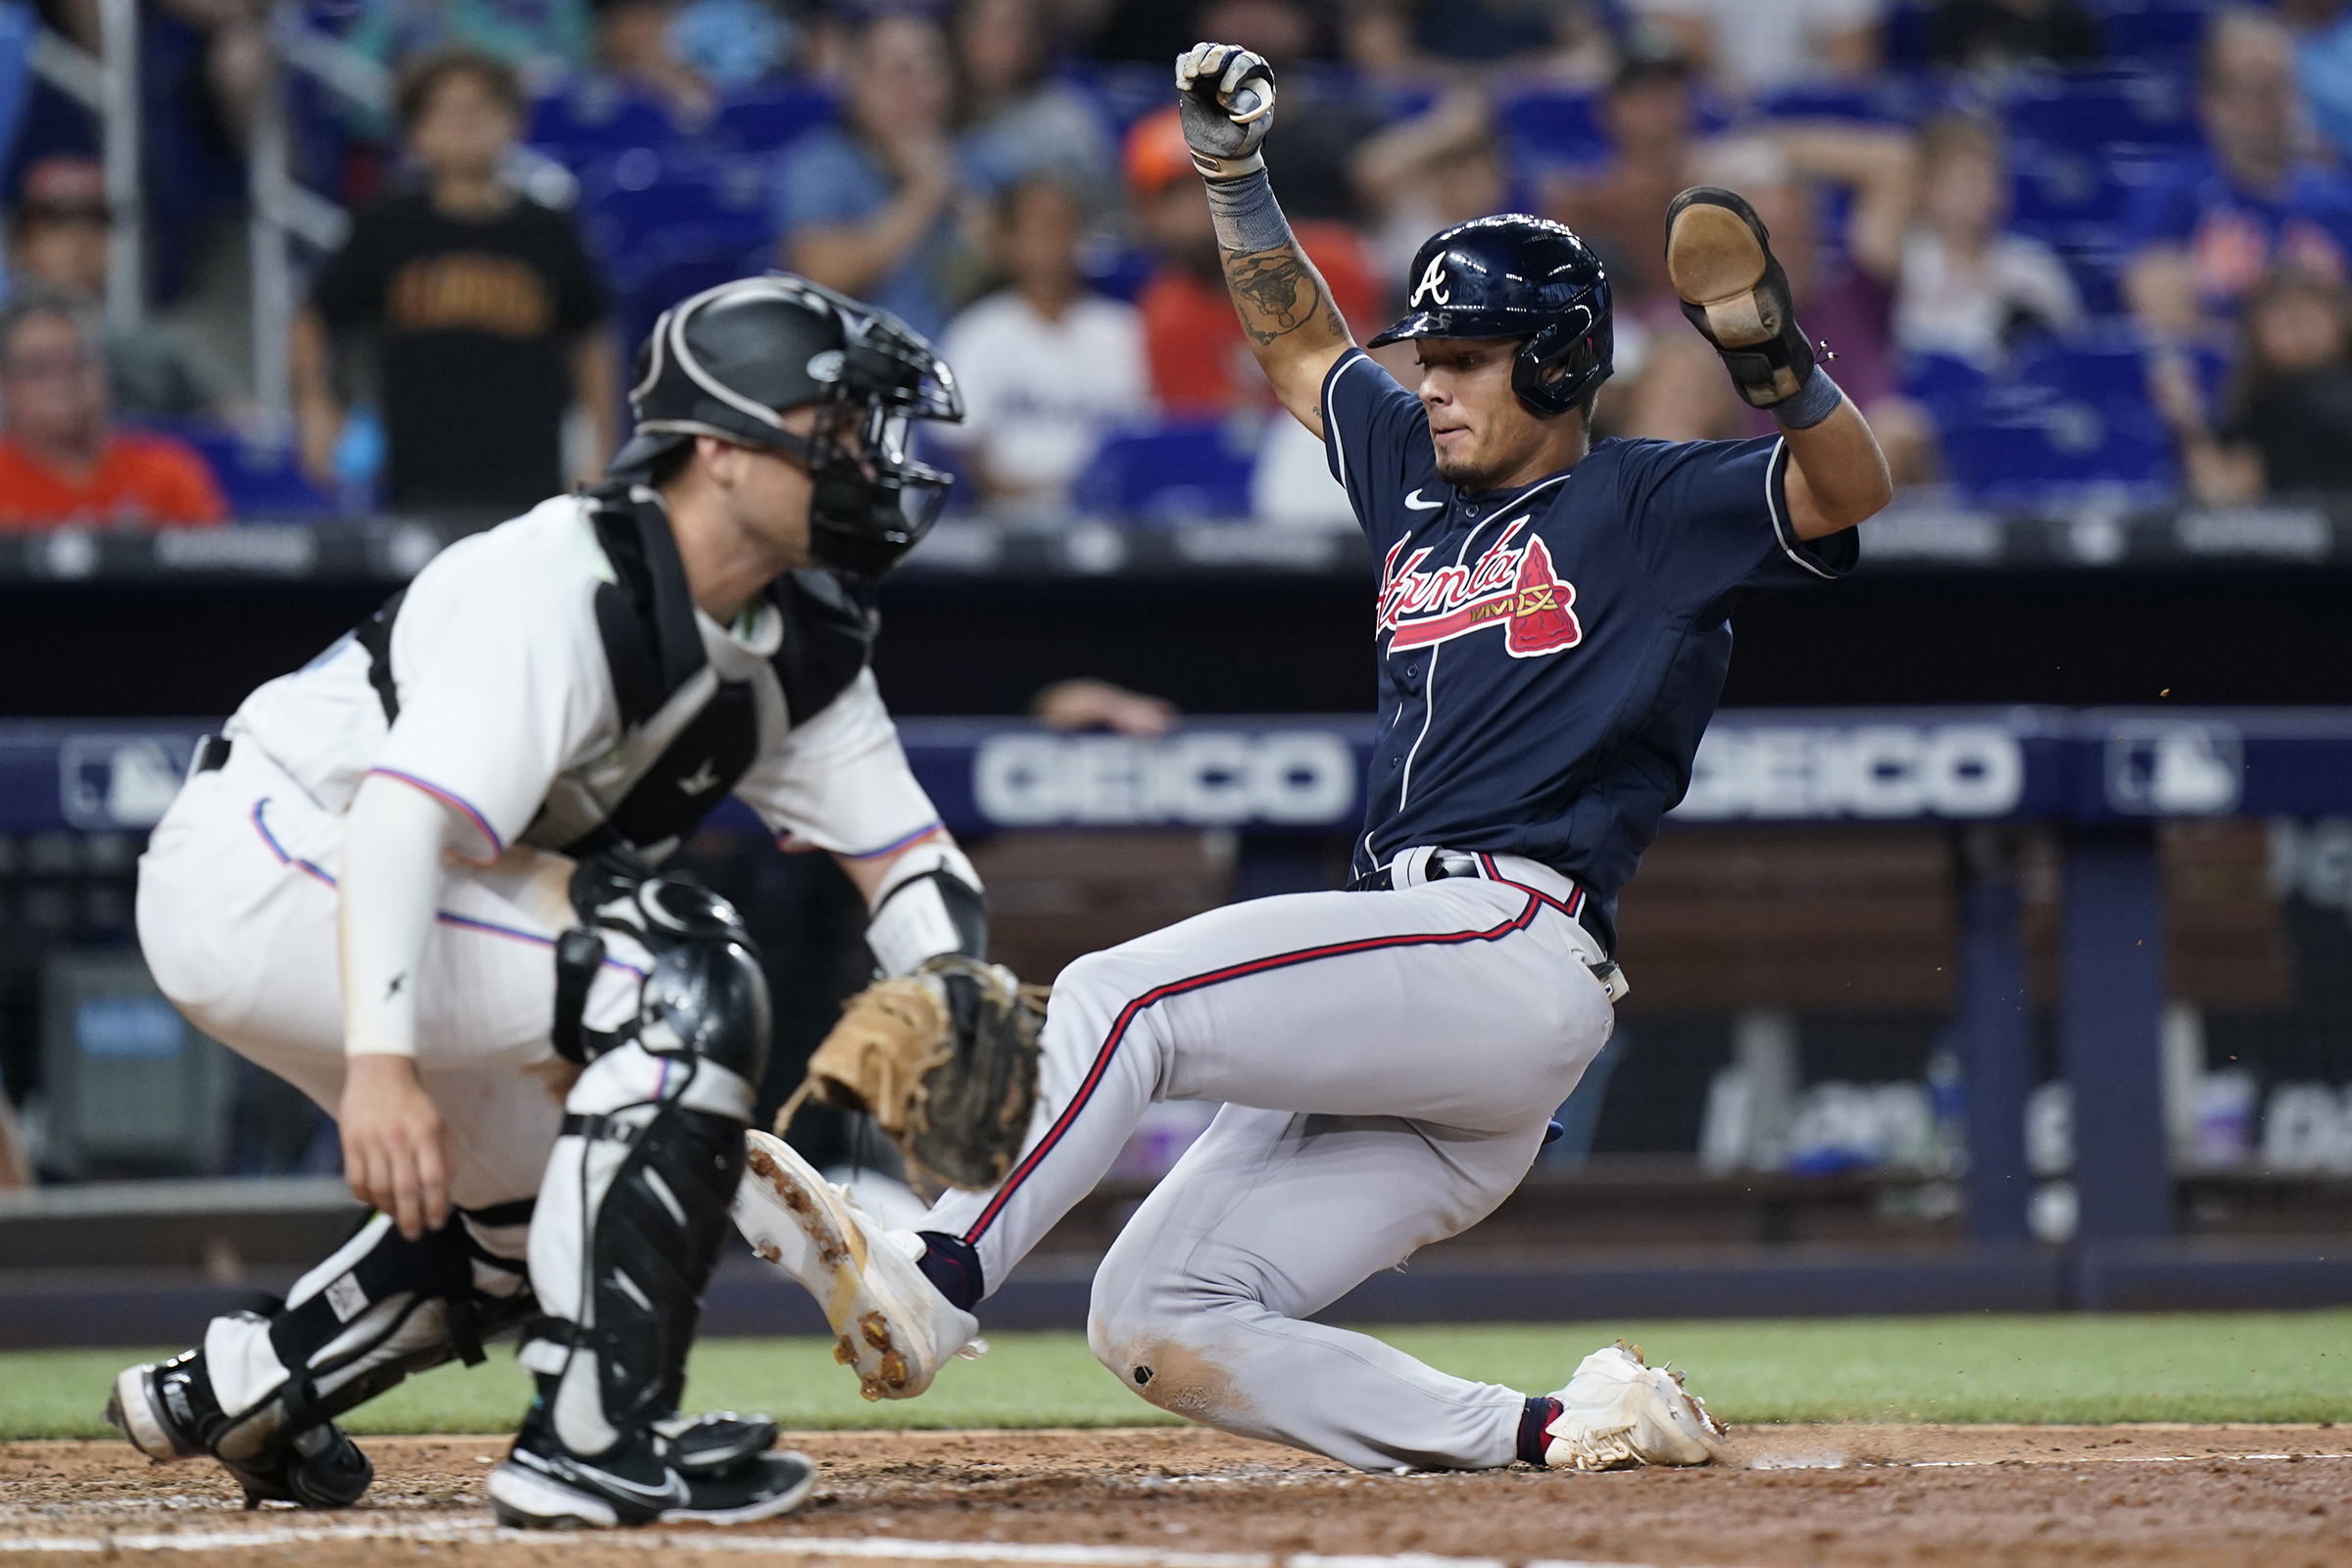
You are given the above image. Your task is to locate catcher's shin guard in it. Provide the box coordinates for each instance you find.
[107,1202,535,1508]
[517,871,776,1479]
[1664,185,1817,411]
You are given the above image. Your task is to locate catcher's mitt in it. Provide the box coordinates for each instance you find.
[778,956,1047,1190]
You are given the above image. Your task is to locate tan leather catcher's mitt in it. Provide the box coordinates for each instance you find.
[778,955,1046,1190]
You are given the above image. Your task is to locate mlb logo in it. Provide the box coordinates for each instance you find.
[59,736,195,830]
[2103,723,2242,815]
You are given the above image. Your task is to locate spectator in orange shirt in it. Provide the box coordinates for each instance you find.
[1124,107,1379,416]
[0,300,227,530]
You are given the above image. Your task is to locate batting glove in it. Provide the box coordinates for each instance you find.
[1175,42,1275,180]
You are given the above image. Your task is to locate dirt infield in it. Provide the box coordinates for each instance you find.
[4,1426,2349,1568]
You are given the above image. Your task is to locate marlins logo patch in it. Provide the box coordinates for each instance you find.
[1376,519,1583,659]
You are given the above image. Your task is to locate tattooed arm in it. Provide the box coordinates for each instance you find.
[1222,240,1354,439]
[1173,42,1353,437]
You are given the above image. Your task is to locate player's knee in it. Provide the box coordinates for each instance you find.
[1088,1305,1247,1423]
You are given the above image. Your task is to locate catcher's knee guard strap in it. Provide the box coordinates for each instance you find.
[522,1038,757,1456]
[199,1203,535,1465]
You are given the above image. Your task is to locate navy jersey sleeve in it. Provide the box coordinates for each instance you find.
[1319,348,1434,557]
[1612,435,1858,609]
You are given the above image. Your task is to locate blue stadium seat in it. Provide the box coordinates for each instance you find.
[2004,66,2198,151]
[1056,61,1167,141]
[139,422,338,520]
[1754,80,1915,124]
[1924,339,2176,501]
[1069,421,1255,521]
[577,149,773,346]
[527,79,680,170]
[1493,87,1606,169]
[710,85,837,154]
[2086,0,2216,67]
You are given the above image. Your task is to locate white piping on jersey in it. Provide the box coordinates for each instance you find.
[1323,351,1369,491]
[1763,437,1836,580]
[1391,508,1500,824]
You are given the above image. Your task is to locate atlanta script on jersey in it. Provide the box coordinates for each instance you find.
[1319,347,1857,948]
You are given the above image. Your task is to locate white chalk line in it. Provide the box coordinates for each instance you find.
[0,1519,1681,1568]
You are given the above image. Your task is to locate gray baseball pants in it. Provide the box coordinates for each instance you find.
[918,852,1615,1472]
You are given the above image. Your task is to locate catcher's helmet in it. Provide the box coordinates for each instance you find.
[1369,215,1612,417]
[612,273,964,576]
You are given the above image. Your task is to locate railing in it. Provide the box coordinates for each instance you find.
[24,0,139,337]
[249,5,380,430]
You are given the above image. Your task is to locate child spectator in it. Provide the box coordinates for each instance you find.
[1894,117,2083,364]
[0,302,225,529]
[2156,268,2352,500]
[935,176,1151,512]
[2125,9,2352,344]
[292,48,616,519]
[5,155,218,418]
[1124,107,1378,416]
[772,12,980,344]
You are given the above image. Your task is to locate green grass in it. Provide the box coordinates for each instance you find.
[8,1313,2348,1440]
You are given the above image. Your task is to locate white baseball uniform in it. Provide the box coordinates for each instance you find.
[136,491,947,1213]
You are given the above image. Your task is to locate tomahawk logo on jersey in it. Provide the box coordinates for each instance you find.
[1321,347,1859,948]
[1377,522,1584,658]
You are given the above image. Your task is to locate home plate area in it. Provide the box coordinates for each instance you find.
[4,1427,2348,1568]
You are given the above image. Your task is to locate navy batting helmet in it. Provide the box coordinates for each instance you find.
[1368,215,1612,417]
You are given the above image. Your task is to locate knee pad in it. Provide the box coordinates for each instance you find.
[195,1200,537,1465]
[557,857,770,1085]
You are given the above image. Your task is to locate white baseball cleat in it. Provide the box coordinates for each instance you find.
[732,1129,983,1400]
[1542,1341,1729,1470]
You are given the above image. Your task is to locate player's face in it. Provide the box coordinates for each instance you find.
[1413,337,1550,492]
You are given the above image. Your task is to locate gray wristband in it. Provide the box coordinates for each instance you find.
[1203,166,1292,255]
[1773,368,1844,430]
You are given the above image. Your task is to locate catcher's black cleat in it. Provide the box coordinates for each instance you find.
[1664,185,1817,410]
[107,1345,374,1510]
[485,1394,814,1529]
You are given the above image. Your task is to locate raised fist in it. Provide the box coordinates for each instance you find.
[1174,42,1276,180]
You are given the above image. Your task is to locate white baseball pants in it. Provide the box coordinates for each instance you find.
[134,744,644,1209]
[919,853,1616,1472]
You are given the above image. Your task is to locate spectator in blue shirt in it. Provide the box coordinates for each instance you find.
[771,12,981,343]
[2124,8,2352,344]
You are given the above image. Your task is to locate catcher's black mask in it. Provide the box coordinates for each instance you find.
[611,274,964,577]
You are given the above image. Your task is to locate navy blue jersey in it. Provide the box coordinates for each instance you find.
[1321,348,1858,949]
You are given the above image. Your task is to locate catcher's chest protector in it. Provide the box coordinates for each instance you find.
[350,485,878,860]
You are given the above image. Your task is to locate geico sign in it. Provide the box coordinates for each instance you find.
[1676,724,2024,820]
[975,732,1357,826]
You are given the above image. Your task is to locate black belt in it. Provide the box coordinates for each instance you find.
[192,734,232,773]
[1346,849,1488,892]
[1348,849,1626,1001]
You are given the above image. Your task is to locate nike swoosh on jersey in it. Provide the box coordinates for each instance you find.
[677,760,720,795]
[1403,489,1444,511]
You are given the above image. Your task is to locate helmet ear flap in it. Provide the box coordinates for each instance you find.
[1513,303,1612,417]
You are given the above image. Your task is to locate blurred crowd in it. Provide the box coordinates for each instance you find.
[5,0,2352,527]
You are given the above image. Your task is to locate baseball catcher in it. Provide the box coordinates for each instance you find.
[111,275,1037,1526]
[731,41,1889,1474]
